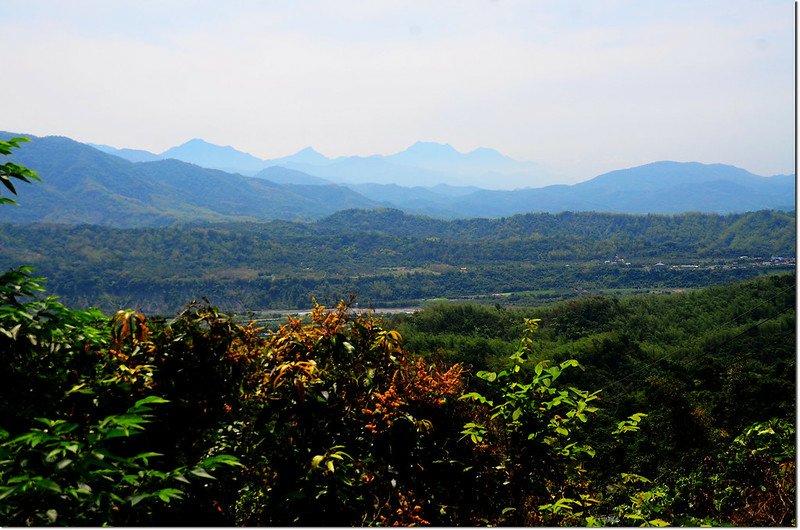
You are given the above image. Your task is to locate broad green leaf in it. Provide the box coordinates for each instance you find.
[201,454,242,467]
[189,467,215,480]
[0,486,17,501]
[103,428,129,439]
[35,478,62,494]
[129,493,150,506]
[133,396,170,408]
[133,451,163,461]
[476,370,497,382]
[156,488,184,503]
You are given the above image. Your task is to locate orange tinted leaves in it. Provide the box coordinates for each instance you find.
[362,359,465,435]
[110,310,150,353]
[379,490,430,526]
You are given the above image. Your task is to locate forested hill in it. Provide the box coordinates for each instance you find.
[0,132,378,226]
[321,208,795,252]
[0,209,793,312]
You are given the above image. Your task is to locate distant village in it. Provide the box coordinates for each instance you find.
[603,254,795,271]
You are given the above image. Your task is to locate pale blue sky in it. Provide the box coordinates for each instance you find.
[0,0,794,184]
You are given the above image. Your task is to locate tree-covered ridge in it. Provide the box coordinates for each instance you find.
[323,208,794,253]
[0,208,793,312]
[395,273,795,434]
[392,272,796,524]
[3,208,795,271]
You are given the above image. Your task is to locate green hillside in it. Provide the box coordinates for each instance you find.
[0,133,378,225]
[0,209,794,313]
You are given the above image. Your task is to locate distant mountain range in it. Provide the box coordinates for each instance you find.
[92,138,557,189]
[1,131,794,227]
[388,162,795,218]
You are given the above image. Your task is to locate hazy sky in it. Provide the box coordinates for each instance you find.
[0,0,794,184]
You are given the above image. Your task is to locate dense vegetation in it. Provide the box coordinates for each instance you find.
[2,267,794,526]
[393,273,795,478]
[0,208,794,313]
[1,137,795,526]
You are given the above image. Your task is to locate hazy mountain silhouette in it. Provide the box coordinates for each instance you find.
[90,143,162,163]
[443,161,794,217]
[91,138,559,188]
[255,166,334,185]
[344,162,794,217]
[159,139,267,174]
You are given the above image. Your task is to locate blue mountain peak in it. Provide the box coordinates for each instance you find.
[405,141,460,155]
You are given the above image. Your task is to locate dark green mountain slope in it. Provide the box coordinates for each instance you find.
[0,133,378,226]
[320,208,795,253]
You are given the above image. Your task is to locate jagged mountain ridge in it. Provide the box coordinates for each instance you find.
[93,138,557,188]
